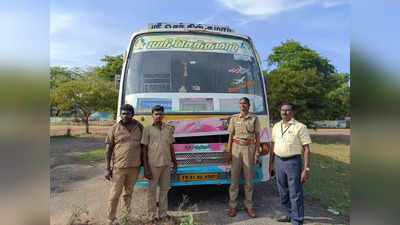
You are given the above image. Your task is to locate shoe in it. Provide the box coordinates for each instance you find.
[277,216,291,222]
[106,219,114,225]
[245,208,256,218]
[228,208,237,217]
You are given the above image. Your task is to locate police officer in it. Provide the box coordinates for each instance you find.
[270,102,311,225]
[104,104,144,225]
[141,105,178,221]
[227,97,261,218]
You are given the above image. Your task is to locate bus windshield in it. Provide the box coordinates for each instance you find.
[124,33,266,114]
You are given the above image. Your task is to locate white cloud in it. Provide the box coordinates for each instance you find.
[216,0,317,17]
[322,0,349,8]
[217,0,349,17]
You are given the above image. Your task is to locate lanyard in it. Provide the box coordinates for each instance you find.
[281,123,291,137]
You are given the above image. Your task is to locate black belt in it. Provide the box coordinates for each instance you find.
[275,154,301,161]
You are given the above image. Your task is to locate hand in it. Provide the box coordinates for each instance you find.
[300,170,309,184]
[104,169,112,181]
[254,154,260,167]
[269,164,275,178]
[173,162,178,175]
[144,168,153,180]
[227,151,232,164]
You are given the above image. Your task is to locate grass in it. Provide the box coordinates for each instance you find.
[77,148,105,162]
[305,137,350,217]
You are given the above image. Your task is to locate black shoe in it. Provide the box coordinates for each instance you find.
[277,216,291,222]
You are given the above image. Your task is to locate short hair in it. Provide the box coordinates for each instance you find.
[281,102,296,111]
[120,104,134,114]
[240,97,250,105]
[152,105,164,113]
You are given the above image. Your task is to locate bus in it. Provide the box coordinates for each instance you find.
[116,23,272,186]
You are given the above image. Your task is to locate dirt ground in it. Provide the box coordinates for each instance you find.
[50,125,350,137]
[50,128,350,225]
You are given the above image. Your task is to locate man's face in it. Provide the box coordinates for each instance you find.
[120,110,133,123]
[152,110,164,123]
[239,99,250,113]
[280,104,294,121]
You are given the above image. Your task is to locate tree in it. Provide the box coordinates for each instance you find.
[266,40,350,125]
[94,55,123,81]
[50,75,118,133]
[266,68,325,126]
[325,73,350,120]
[267,40,335,78]
[50,66,83,88]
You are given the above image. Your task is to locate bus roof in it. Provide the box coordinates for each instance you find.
[129,23,252,43]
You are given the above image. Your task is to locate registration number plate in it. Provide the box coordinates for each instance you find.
[179,173,218,182]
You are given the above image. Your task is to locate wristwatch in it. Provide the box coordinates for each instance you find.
[305,167,310,172]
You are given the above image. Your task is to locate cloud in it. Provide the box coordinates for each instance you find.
[217,0,349,18]
[216,0,318,17]
[322,0,349,8]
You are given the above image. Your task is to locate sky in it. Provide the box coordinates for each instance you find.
[50,0,350,73]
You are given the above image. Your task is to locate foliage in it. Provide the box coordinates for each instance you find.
[265,40,350,125]
[180,214,200,225]
[266,68,325,125]
[50,66,83,88]
[50,75,118,133]
[267,40,335,77]
[67,203,88,225]
[94,55,123,81]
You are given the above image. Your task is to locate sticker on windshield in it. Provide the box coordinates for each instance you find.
[133,34,252,55]
[228,66,249,74]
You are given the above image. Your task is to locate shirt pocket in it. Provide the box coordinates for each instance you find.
[285,132,297,144]
[246,119,255,133]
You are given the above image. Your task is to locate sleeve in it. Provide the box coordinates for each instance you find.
[298,124,312,145]
[105,126,115,145]
[169,126,175,144]
[141,127,149,145]
[271,124,276,143]
[228,117,235,133]
[254,117,261,134]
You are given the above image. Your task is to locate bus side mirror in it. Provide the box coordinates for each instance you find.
[115,75,121,89]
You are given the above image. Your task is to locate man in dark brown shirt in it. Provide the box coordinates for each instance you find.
[104,104,143,225]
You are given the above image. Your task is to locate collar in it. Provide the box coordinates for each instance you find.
[281,118,296,125]
[152,121,164,127]
[119,119,135,126]
[239,113,250,118]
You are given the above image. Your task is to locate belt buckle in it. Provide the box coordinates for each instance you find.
[239,140,246,146]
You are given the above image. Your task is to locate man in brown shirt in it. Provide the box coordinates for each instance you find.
[141,105,177,221]
[104,104,143,225]
[227,97,261,218]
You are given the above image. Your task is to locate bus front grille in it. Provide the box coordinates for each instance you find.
[176,152,228,166]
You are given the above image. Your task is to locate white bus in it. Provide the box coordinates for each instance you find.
[117,23,272,186]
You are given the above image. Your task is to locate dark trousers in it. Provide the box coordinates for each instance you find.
[274,155,304,225]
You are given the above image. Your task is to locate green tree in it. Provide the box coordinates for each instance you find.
[50,75,118,133]
[266,68,325,126]
[50,66,83,88]
[325,73,350,120]
[94,55,123,80]
[267,40,335,77]
[266,40,350,125]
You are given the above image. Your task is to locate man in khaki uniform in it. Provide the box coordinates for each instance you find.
[141,105,177,221]
[269,102,311,225]
[104,104,143,225]
[227,97,261,218]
